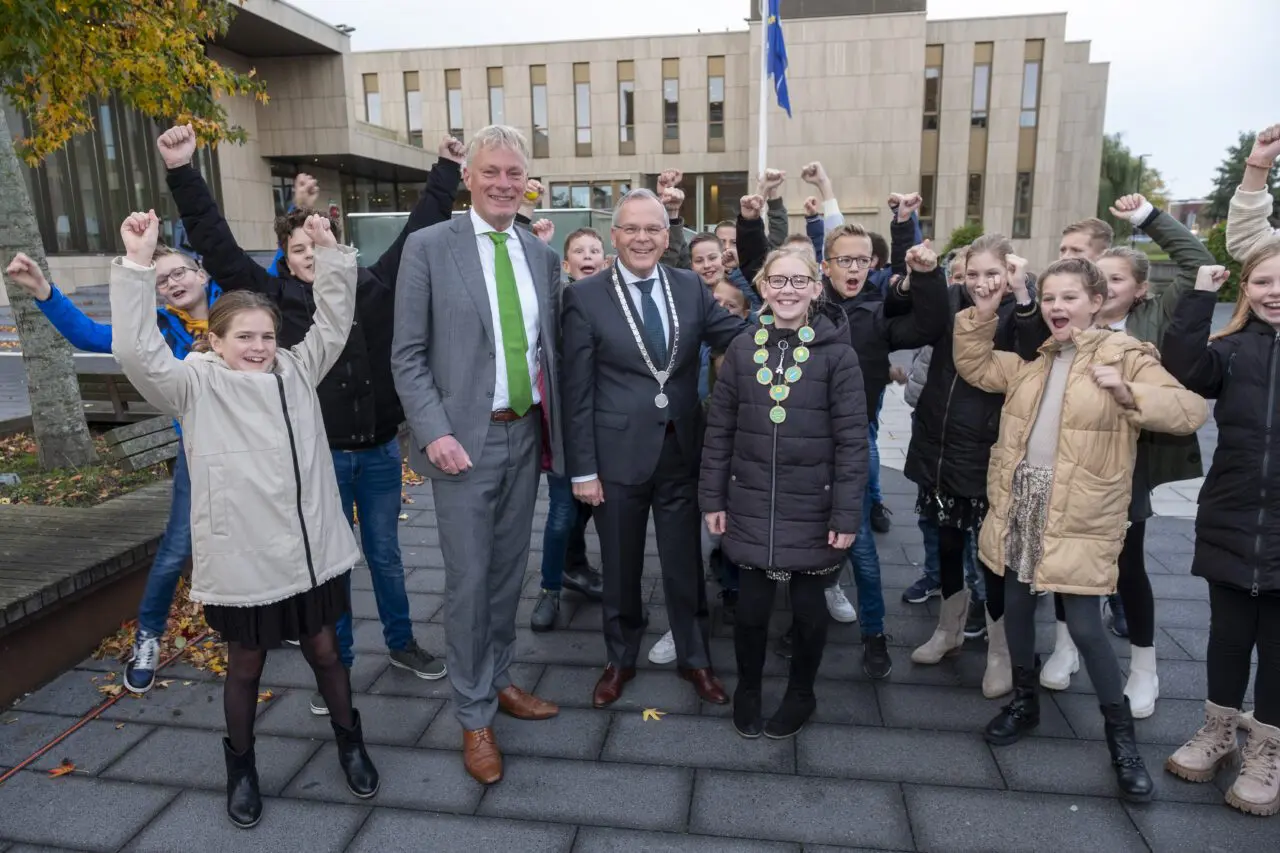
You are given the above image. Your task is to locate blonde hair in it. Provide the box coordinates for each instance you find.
[192,291,281,354]
[1099,246,1151,285]
[823,222,871,261]
[1040,257,1108,300]
[967,232,1015,265]
[1212,239,1280,341]
[754,247,824,312]
[1063,217,1115,252]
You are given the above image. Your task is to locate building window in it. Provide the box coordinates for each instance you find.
[1013,172,1034,238]
[1020,41,1043,128]
[662,58,679,154]
[618,60,635,155]
[707,56,726,153]
[551,180,633,210]
[404,71,422,147]
[362,73,381,125]
[922,45,942,131]
[530,65,549,158]
[574,62,591,156]
[966,173,984,222]
[271,162,297,217]
[919,174,936,240]
[445,69,463,142]
[487,67,505,126]
[971,45,992,129]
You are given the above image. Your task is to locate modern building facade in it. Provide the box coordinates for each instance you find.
[4,0,1107,304]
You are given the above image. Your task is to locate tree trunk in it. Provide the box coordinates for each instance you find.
[0,108,98,469]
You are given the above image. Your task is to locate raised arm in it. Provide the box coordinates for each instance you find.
[6,254,112,353]
[828,345,869,535]
[657,170,692,269]
[1161,267,1231,398]
[888,194,923,277]
[803,197,825,260]
[109,212,196,417]
[1227,124,1280,262]
[801,161,843,230]
[1111,194,1216,332]
[952,304,1024,395]
[882,244,950,351]
[736,194,770,287]
[289,220,358,385]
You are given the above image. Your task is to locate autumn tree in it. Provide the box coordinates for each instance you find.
[1206,131,1280,224]
[1096,133,1170,241]
[0,0,266,469]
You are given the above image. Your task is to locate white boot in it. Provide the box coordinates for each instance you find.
[1039,620,1079,691]
[911,589,970,664]
[982,614,1013,699]
[1124,644,1159,719]
[1227,713,1280,816]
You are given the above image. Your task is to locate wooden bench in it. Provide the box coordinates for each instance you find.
[76,370,161,424]
[104,416,180,473]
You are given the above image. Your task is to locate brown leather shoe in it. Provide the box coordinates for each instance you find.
[498,685,560,720]
[592,665,636,708]
[680,667,729,704]
[462,727,502,785]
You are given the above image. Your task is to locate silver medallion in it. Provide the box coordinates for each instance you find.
[611,265,681,409]
[654,392,669,409]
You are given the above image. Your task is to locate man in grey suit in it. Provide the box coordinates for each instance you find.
[392,125,561,786]
[563,189,750,708]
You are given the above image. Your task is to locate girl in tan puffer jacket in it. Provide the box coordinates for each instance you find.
[952,257,1207,803]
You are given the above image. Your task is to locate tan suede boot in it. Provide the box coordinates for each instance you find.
[1165,700,1240,783]
[1226,713,1280,816]
[911,588,970,665]
[982,614,1013,699]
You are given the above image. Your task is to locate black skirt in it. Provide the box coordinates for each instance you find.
[203,573,350,649]
[916,486,989,534]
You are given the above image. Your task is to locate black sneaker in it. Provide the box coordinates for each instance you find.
[862,633,892,679]
[870,502,892,533]
[562,565,604,602]
[389,639,447,680]
[902,576,941,604]
[964,600,987,639]
[530,589,560,633]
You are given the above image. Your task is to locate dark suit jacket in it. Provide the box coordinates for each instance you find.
[562,263,750,485]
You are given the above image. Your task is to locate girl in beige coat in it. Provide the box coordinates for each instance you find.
[110,211,376,828]
[953,257,1207,803]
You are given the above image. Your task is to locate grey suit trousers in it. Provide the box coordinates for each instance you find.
[432,413,540,730]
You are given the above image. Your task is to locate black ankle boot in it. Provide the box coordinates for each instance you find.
[733,622,768,739]
[331,709,379,799]
[733,685,763,738]
[984,664,1040,746]
[222,737,262,829]
[764,618,822,739]
[1101,698,1154,802]
[764,688,816,739]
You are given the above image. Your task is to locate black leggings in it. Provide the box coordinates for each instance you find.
[224,626,353,753]
[737,569,829,693]
[939,526,1007,622]
[1052,520,1153,647]
[1208,583,1280,727]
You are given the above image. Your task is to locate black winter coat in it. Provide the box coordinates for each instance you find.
[699,307,869,572]
[166,159,460,450]
[904,285,1019,498]
[1163,290,1280,595]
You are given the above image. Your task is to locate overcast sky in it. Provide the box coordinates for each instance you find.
[289,0,1274,199]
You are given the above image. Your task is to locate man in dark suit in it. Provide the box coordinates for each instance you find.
[562,189,750,707]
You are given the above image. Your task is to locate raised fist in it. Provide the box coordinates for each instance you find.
[531,218,555,245]
[439,135,465,164]
[758,168,785,197]
[657,169,683,191]
[1194,265,1230,293]
[156,124,197,170]
[904,239,937,273]
[1248,124,1280,167]
[1108,193,1148,218]
[303,213,336,249]
[800,161,828,187]
[1091,365,1135,409]
[4,253,51,301]
[660,186,685,216]
[293,173,320,211]
[897,192,923,221]
[739,194,765,220]
[887,192,904,210]
[971,278,1005,319]
[121,210,161,266]
[803,196,820,217]
[1006,253,1031,301]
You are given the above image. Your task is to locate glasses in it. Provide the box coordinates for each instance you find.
[155,265,197,291]
[764,275,816,291]
[617,225,667,238]
[829,255,873,270]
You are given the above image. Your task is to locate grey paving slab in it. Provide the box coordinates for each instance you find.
[402,566,448,592]
[0,713,76,770]
[572,828,799,852]
[417,706,609,761]
[1163,627,1209,661]
[98,680,247,730]
[350,588,445,623]
[399,549,446,572]
[258,648,388,692]
[284,744,483,813]
[603,712,795,773]
[254,690,442,746]
[1051,692,1208,745]
[0,772,176,851]
[5,845,86,852]
[533,665,703,715]
[1124,799,1277,852]
[351,618,445,653]
[367,661,544,702]
[904,784,1147,853]
[797,723,1004,789]
[28,719,155,776]
[700,676,883,727]
[877,682,1076,739]
[1146,573,1212,600]
[344,809,575,853]
[8,670,112,718]
[126,789,366,853]
[101,727,319,796]
[690,769,914,849]
[477,755,692,832]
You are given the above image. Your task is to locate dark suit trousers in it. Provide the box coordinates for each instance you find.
[596,428,711,670]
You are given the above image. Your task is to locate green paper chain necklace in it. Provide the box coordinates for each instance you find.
[753,314,814,424]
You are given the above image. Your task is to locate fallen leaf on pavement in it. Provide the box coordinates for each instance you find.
[257,690,274,704]
[48,760,75,778]
[97,684,124,698]
[115,723,125,730]
[155,680,173,689]
[398,513,409,520]
[642,708,666,721]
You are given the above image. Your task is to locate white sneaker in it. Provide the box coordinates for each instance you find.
[825,585,858,623]
[1040,620,1080,690]
[648,630,677,664]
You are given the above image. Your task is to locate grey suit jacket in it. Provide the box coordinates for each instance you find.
[391,214,564,479]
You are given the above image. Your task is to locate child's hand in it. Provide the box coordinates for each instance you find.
[705,511,726,535]
[531,218,555,245]
[1092,365,1136,409]
[971,279,1004,320]
[905,239,937,273]
[304,213,337,249]
[5,253,51,300]
[293,173,320,211]
[739,194,765,220]
[803,196,820,217]
[1007,254,1031,303]
[889,365,908,385]
[829,531,855,549]
[121,210,160,267]
[1194,265,1229,293]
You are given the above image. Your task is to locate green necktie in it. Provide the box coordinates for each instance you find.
[488,232,533,416]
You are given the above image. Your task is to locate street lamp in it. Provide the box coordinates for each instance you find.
[1131,153,1150,247]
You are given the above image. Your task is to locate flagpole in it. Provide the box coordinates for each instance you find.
[757,0,769,182]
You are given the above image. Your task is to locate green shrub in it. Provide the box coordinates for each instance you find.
[943,221,984,255]
[1205,222,1242,303]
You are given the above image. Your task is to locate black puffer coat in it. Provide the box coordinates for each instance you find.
[699,306,869,572]
[1163,290,1280,594]
[904,284,1019,498]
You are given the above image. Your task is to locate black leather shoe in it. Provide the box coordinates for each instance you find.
[1102,698,1154,802]
[764,689,815,739]
[222,737,262,829]
[562,565,604,601]
[985,665,1040,746]
[332,709,379,799]
[870,502,892,533]
[530,589,559,632]
[733,686,763,738]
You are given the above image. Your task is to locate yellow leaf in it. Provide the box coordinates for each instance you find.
[115,723,125,730]
[155,680,173,689]
[48,760,76,778]
[641,708,666,722]
[256,690,274,704]
[97,684,124,697]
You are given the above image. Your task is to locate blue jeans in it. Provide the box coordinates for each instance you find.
[867,392,883,505]
[540,474,591,591]
[847,481,886,636]
[916,515,986,600]
[136,441,193,636]
[333,438,414,668]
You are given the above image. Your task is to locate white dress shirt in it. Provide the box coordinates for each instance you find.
[470,209,541,410]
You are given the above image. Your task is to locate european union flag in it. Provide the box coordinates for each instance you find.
[766,0,792,117]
